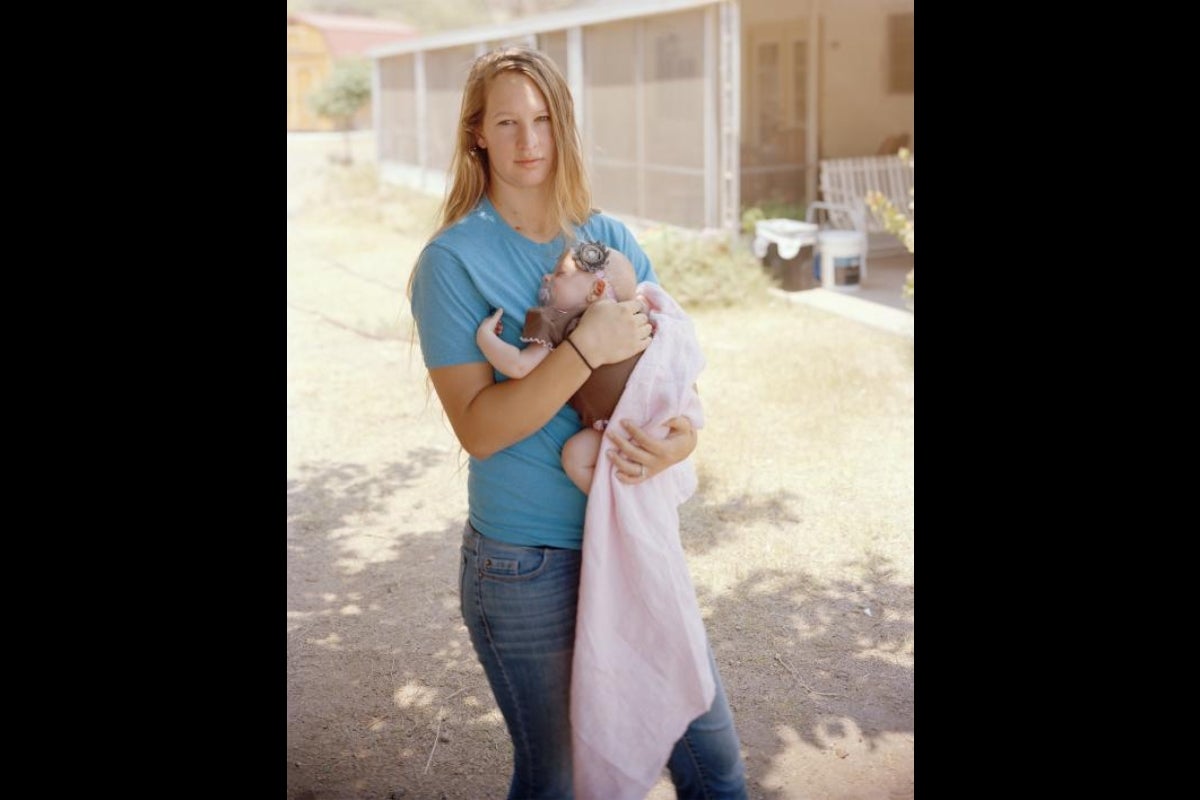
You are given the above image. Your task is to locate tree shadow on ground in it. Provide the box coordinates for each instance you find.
[669,463,913,795]
[680,465,803,556]
[287,451,512,799]
[698,552,913,797]
[287,454,910,799]
[286,449,445,534]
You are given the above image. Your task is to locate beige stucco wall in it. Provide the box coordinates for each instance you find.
[819,0,914,158]
[739,0,914,160]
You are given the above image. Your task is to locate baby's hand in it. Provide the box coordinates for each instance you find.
[634,293,657,336]
[479,308,504,339]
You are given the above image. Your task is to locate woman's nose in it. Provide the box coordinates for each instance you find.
[518,123,538,148]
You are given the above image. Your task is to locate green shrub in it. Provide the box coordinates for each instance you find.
[639,226,776,309]
[740,200,807,234]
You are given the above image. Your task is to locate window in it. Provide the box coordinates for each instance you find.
[792,41,807,122]
[754,43,780,146]
[744,24,808,164]
[654,32,697,81]
[888,13,914,94]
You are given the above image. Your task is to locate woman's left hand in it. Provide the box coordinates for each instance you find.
[607,416,697,484]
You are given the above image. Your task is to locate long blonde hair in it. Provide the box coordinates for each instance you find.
[406,47,592,301]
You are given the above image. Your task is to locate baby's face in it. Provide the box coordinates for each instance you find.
[540,249,598,309]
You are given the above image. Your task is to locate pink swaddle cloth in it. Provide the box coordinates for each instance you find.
[570,282,712,799]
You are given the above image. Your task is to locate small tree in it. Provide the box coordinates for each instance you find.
[309,60,371,164]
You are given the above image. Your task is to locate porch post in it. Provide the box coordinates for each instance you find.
[719,0,740,237]
[415,51,428,190]
[806,0,820,208]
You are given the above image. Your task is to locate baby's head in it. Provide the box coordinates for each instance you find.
[538,240,637,310]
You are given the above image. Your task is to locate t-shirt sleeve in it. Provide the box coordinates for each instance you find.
[621,230,658,286]
[589,215,659,285]
[409,242,490,369]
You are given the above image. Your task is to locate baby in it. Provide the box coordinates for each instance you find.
[477,240,647,494]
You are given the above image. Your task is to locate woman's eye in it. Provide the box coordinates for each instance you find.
[537,115,551,122]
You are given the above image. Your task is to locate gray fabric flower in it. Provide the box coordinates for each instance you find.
[573,240,610,272]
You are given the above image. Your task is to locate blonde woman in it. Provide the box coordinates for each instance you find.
[407,47,747,799]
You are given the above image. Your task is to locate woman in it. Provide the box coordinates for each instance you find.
[407,47,748,799]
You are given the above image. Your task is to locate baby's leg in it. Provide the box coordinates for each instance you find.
[563,428,603,494]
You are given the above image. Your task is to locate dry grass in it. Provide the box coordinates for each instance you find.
[287,135,914,800]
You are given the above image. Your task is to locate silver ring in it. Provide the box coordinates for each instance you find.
[640,464,646,478]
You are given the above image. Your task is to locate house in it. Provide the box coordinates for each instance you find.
[287,12,418,132]
[366,0,913,236]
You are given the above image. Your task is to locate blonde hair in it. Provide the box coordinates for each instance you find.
[407,47,593,301]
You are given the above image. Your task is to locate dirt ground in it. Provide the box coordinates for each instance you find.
[286,133,914,799]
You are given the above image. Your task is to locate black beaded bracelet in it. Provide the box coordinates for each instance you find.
[564,337,595,371]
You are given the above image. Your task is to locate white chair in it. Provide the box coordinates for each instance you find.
[812,155,914,261]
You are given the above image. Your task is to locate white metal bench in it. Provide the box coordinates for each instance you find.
[807,155,914,258]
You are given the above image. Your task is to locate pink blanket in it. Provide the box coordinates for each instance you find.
[570,282,713,799]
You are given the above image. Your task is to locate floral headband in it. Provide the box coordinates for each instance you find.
[536,240,614,307]
[572,240,610,272]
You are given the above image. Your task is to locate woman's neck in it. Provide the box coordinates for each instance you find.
[488,185,558,243]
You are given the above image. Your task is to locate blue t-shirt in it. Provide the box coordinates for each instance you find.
[409,195,657,550]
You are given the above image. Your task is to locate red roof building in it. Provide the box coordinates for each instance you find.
[287,12,418,131]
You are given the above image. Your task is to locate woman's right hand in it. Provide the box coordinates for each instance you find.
[569,299,653,367]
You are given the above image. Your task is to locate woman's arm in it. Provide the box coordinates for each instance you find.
[476,308,551,379]
[432,298,652,459]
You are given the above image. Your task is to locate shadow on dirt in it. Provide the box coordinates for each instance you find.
[287,451,512,799]
[286,454,911,799]
[699,555,913,746]
[681,466,803,557]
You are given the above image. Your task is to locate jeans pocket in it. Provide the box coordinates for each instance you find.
[478,543,551,582]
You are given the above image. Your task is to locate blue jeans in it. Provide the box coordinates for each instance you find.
[460,524,748,799]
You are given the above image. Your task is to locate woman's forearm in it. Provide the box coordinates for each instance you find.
[431,344,593,459]
[434,298,649,459]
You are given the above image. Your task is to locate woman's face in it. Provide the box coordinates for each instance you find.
[477,72,556,192]
[540,249,596,310]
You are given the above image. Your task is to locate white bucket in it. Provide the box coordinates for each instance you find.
[815,230,866,290]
